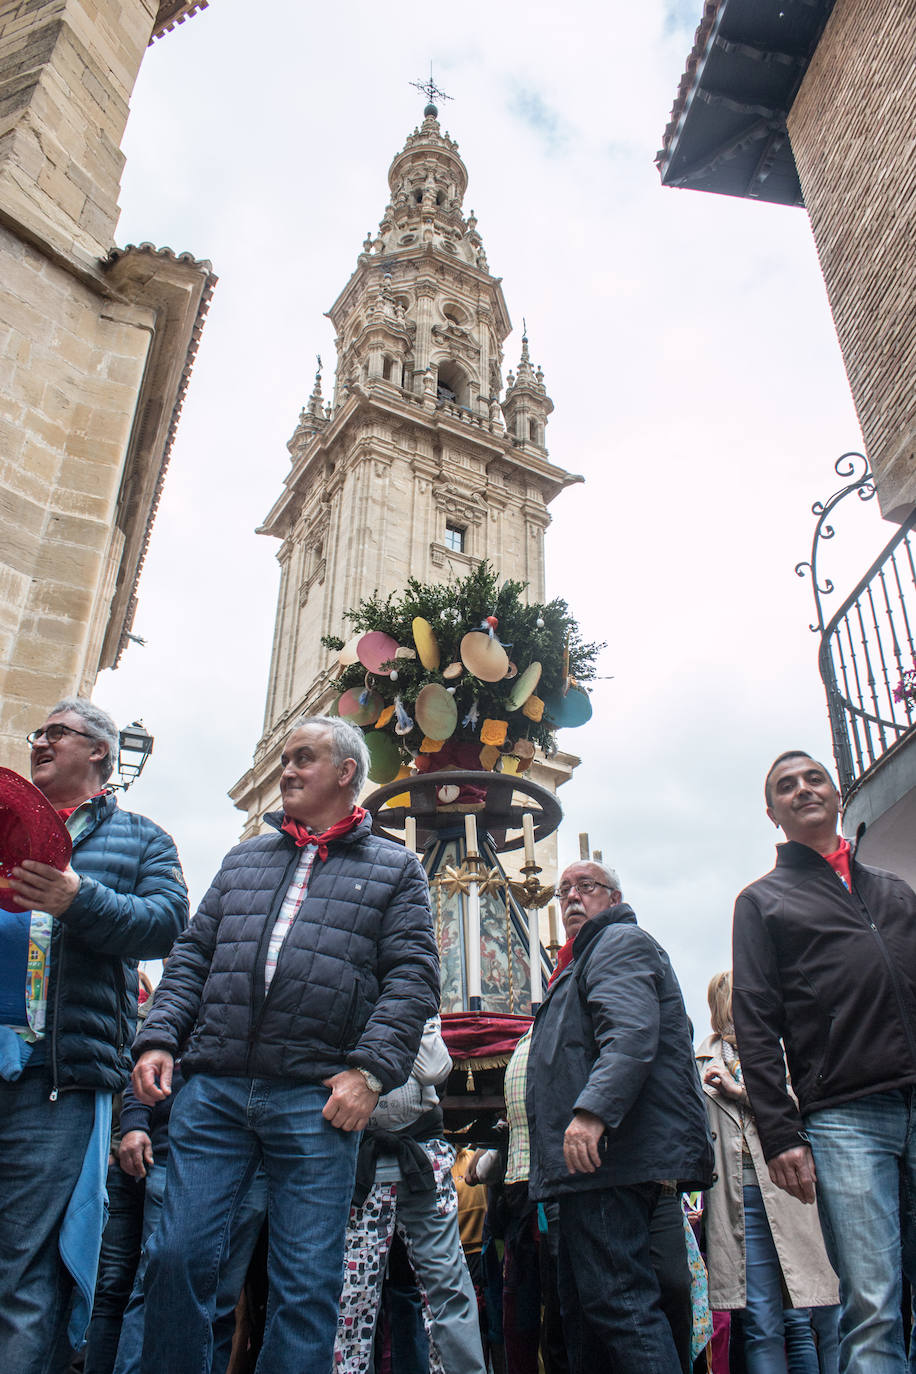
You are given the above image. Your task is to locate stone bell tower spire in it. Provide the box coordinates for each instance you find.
[230,95,582,833]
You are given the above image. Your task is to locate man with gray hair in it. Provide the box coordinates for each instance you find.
[131,715,440,1374]
[0,698,188,1373]
[526,859,712,1372]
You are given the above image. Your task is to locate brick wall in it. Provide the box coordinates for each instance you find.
[788,0,916,520]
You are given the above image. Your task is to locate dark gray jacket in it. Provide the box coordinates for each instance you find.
[526,904,713,1199]
[134,813,439,1092]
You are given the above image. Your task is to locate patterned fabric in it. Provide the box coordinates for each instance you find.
[684,1201,713,1363]
[264,848,315,991]
[334,1139,456,1373]
[504,1029,532,1184]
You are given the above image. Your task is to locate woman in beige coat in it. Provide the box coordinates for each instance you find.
[697,972,839,1374]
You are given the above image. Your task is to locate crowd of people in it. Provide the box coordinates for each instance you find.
[2,699,916,1374]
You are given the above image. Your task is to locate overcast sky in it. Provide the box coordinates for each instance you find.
[88,0,889,1037]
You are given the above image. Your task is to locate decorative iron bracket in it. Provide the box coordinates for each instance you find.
[794,452,875,633]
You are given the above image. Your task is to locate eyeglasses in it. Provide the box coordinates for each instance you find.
[26,724,95,747]
[557,879,613,900]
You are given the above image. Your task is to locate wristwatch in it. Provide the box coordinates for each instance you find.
[356,1066,383,1095]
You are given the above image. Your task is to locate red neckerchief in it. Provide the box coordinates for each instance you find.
[548,936,575,986]
[824,837,852,891]
[56,790,106,823]
[280,806,366,861]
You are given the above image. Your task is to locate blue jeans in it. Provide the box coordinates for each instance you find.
[805,1089,916,1374]
[139,1074,359,1374]
[114,1159,267,1374]
[557,1183,682,1373]
[0,1072,96,1374]
[83,1162,146,1374]
[743,1184,819,1373]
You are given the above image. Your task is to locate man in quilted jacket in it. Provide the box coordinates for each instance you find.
[132,715,439,1374]
[0,698,188,1374]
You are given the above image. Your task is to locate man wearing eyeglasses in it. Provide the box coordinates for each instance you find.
[526,861,712,1373]
[0,699,188,1374]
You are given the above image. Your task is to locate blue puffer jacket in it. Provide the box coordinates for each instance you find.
[49,793,189,1094]
[134,813,440,1093]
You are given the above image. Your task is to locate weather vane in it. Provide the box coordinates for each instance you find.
[409,67,453,109]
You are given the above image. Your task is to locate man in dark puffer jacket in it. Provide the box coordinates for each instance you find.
[132,715,439,1374]
[1,698,188,1374]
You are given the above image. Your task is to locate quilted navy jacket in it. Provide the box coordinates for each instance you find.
[49,793,189,1094]
[134,813,440,1092]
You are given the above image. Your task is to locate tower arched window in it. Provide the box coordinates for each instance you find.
[436,360,469,408]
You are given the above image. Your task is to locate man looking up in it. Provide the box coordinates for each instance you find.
[132,715,439,1374]
[0,699,188,1374]
[526,860,712,1372]
[733,750,916,1373]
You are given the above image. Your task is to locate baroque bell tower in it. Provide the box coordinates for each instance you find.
[231,98,582,834]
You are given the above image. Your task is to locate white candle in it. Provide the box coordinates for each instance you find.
[404,816,417,853]
[464,812,478,857]
[522,812,536,866]
[548,902,559,948]
[529,905,541,1008]
[466,872,482,1003]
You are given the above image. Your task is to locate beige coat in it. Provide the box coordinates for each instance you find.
[696,1034,838,1310]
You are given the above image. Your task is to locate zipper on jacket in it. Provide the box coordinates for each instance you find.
[245,844,305,1077]
[848,866,916,1067]
[49,928,65,1101]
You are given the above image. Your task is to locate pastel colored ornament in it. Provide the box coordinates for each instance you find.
[499,755,519,775]
[437,783,461,804]
[522,694,545,723]
[415,683,458,740]
[504,662,518,680]
[395,646,417,660]
[544,687,592,728]
[365,730,401,784]
[357,631,400,673]
[412,617,441,671]
[478,744,501,771]
[337,688,383,727]
[460,631,509,683]
[384,764,413,809]
[375,705,396,730]
[338,633,362,666]
[419,736,446,753]
[443,662,464,680]
[508,661,542,710]
[480,718,508,747]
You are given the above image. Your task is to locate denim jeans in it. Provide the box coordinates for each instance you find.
[113,1158,268,1374]
[139,1074,359,1374]
[0,1072,96,1374]
[742,1184,819,1374]
[82,1162,146,1374]
[557,1183,682,1373]
[805,1088,916,1374]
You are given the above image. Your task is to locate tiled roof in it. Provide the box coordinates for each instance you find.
[657,1,722,166]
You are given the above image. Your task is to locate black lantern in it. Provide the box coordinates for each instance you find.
[117,720,154,788]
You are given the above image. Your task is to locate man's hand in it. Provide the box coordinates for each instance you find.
[120,1131,154,1178]
[322,1069,379,1132]
[9,861,80,916]
[132,1050,174,1105]
[563,1109,606,1174]
[768,1144,817,1204]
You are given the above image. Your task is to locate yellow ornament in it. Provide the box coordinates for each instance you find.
[412,617,441,671]
[419,736,445,753]
[480,718,508,747]
[375,705,395,729]
[522,694,545,722]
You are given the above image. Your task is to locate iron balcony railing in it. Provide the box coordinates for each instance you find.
[797,454,916,799]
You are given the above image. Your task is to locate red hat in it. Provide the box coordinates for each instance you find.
[0,768,72,913]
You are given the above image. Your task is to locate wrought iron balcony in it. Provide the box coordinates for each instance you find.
[797,454,916,799]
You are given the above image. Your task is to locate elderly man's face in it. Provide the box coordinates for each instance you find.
[558,861,620,942]
[279,723,355,825]
[29,711,108,806]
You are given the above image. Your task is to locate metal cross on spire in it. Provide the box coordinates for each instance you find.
[409,67,453,112]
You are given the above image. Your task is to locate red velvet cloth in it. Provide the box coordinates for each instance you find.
[441,1011,533,1060]
[280,806,366,861]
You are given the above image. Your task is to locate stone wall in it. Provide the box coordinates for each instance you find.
[788,0,916,521]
